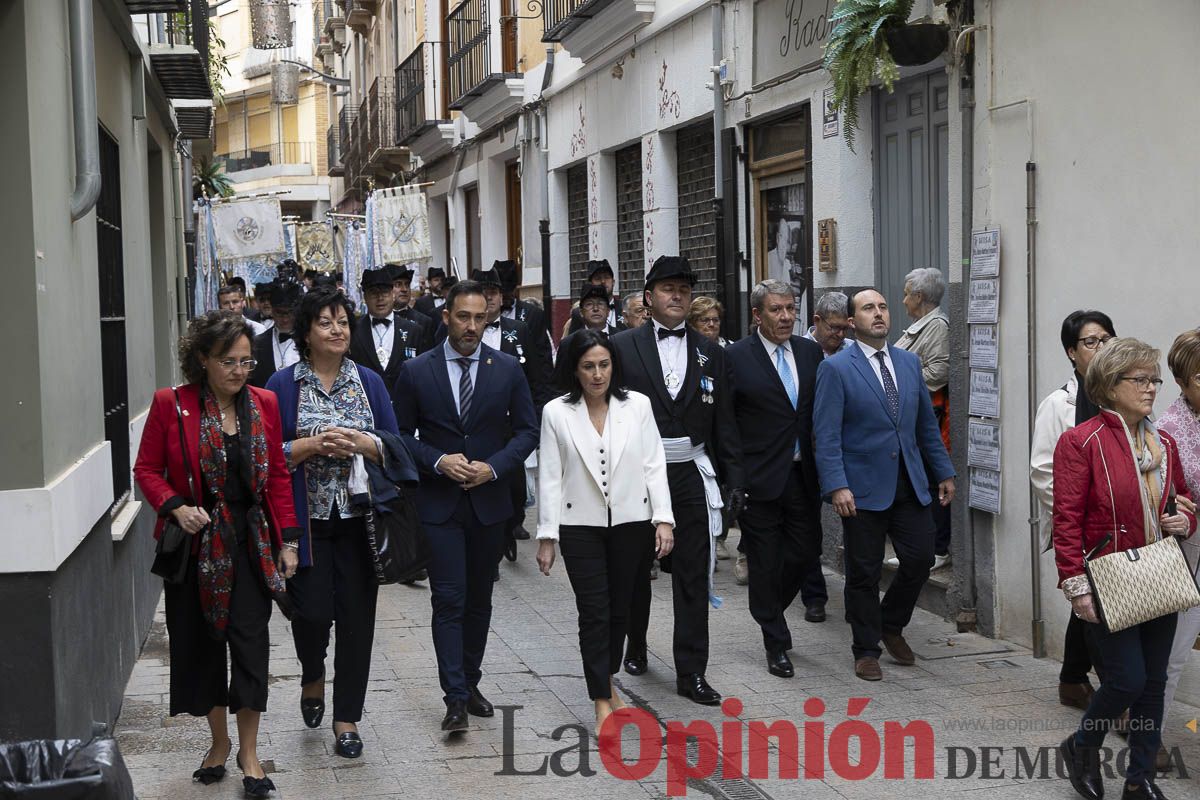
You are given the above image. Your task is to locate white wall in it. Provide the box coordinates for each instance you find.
[977,0,1200,704]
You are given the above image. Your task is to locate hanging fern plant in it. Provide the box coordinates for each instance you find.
[822,0,916,152]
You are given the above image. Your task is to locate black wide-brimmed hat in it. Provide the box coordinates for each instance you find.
[579,283,611,306]
[644,255,695,291]
[492,259,519,290]
[360,267,393,290]
[387,263,414,282]
[270,281,303,311]
[427,266,446,279]
[471,268,502,288]
[586,259,614,280]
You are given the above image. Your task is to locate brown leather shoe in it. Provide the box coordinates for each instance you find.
[1058,681,1095,711]
[854,657,883,681]
[882,633,916,666]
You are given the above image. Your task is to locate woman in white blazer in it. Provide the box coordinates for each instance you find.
[536,329,674,732]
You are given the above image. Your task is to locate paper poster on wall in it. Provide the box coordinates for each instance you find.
[969,324,999,369]
[967,278,1000,324]
[969,467,1002,514]
[967,419,1002,471]
[971,228,1000,278]
[822,86,839,139]
[969,369,1001,417]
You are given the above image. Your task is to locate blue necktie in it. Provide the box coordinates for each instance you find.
[456,357,473,423]
[875,351,900,420]
[776,346,800,458]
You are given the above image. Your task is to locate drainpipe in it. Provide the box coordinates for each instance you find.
[539,46,555,327]
[1026,160,1042,658]
[710,0,725,314]
[172,136,192,339]
[69,0,101,221]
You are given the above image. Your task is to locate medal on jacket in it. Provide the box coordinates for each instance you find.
[516,343,526,364]
[665,371,680,390]
[377,346,389,364]
[700,375,714,404]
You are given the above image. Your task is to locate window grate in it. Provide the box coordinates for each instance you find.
[615,143,644,297]
[567,163,589,296]
[676,121,717,297]
[97,126,130,513]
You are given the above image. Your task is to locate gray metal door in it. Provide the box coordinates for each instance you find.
[874,71,949,335]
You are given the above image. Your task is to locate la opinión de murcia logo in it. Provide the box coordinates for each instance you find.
[495,699,1192,796]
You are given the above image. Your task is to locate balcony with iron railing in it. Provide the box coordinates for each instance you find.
[215,142,315,177]
[356,76,408,176]
[327,124,344,176]
[540,0,654,62]
[345,0,377,36]
[146,0,212,99]
[445,0,523,128]
[396,41,456,162]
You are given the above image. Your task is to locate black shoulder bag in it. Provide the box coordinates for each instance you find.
[151,389,202,584]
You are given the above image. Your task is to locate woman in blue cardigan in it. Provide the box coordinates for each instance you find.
[266,287,399,760]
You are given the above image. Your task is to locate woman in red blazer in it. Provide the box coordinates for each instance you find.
[134,311,299,798]
[1052,338,1196,800]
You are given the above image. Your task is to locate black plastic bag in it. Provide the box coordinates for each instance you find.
[0,738,134,799]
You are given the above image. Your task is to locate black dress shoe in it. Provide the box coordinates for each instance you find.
[442,700,469,732]
[192,741,231,785]
[300,697,325,729]
[467,686,494,717]
[401,569,428,584]
[334,731,363,759]
[1060,735,1104,800]
[676,674,721,705]
[767,650,795,678]
[236,753,275,798]
[503,535,518,562]
[513,526,531,540]
[623,650,647,676]
[1122,779,1169,800]
[804,603,827,623]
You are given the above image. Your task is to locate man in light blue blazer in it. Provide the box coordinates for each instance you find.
[813,288,955,682]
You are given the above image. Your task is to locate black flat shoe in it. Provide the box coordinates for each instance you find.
[676,674,721,706]
[334,730,364,759]
[623,650,647,676]
[442,700,469,733]
[192,741,231,785]
[1122,779,1169,800]
[503,536,518,562]
[236,753,275,798]
[467,686,494,717]
[1060,735,1104,800]
[301,697,325,729]
[767,650,794,678]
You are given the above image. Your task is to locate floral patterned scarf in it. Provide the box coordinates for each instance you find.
[196,387,285,639]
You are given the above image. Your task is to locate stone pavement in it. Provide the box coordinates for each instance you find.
[115,520,1200,800]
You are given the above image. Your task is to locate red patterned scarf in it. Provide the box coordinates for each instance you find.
[196,388,286,639]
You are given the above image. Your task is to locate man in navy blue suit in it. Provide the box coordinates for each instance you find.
[813,288,955,682]
[727,280,825,679]
[393,280,539,732]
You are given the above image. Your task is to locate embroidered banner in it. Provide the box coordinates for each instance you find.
[369,186,431,265]
[211,197,286,260]
[296,221,338,271]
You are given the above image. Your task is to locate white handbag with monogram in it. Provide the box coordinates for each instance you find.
[1084,438,1200,633]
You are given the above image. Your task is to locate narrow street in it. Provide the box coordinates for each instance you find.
[114,514,1200,800]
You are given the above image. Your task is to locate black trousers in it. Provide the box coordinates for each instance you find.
[288,515,378,723]
[931,492,952,556]
[840,465,934,660]
[165,539,272,716]
[1077,613,1177,782]
[738,463,822,653]
[1061,610,1106,684]
[560,521,655,699]
[424,494,504,704]
[627,465,711,676]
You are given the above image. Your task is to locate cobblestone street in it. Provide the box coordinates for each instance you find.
[115,518,1200,800]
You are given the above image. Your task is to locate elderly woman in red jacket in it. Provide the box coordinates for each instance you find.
[1052,337,1195,800]
[134,311,299,798]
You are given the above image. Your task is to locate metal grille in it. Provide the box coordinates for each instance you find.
[615,143,643,296]
[446,0,490,108]
[97,127,130,512]
[676,121,717,296]
[567,163,589,294]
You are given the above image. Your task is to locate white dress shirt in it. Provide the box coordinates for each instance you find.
[245,317,268,336]
[482,319,503,350]
[653,320,688,400]
[272,329,299,371]
[369,312,396,370]
[856,339,900,394]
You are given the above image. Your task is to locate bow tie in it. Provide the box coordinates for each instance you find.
[372,317,391,327]
[657,327,686,340]
[277,331,292,342]
[486,320,502,329]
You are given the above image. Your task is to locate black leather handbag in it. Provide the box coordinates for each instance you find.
[151,389,201,584]
[364,486,430,585]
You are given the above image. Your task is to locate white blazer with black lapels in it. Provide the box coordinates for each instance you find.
[536,390,674,539]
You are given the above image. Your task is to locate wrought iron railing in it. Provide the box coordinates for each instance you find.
[327,124,342,173]
[542,0,587,40]
[215,142,314,173]
[396,42,448,144]
[363,75,398,155]
[446,0,490,107]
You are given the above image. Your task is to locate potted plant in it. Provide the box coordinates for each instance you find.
[822,0,948,151]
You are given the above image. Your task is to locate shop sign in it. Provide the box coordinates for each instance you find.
[753,0,835,86]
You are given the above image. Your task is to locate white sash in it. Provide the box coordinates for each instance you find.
[661,437,724,609]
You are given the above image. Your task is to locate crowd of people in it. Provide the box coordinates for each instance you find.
[133,258,1196,800]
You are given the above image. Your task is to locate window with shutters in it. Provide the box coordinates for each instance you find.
[615,143,644,296]
[567,163,589,293]
[97,127,130,513]
[676,121,717,296]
